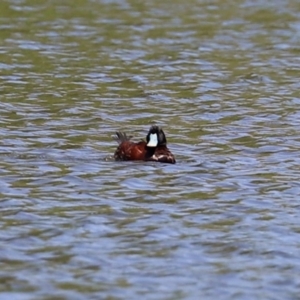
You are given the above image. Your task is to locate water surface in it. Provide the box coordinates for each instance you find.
[1,0,300,299]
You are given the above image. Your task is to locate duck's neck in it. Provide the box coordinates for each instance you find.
[146,146,156,158]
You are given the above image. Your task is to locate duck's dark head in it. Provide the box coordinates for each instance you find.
[146,125,167,147]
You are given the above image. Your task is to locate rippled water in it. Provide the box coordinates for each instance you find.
[1,0,300,299]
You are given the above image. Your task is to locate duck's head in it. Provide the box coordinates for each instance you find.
[146,125,167,147]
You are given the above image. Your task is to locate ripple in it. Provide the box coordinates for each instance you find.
[0,0,300,299]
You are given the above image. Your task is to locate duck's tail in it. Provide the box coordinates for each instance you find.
[114,132,132,144]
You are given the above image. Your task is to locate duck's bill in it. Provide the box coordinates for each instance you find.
[147,133,158,147]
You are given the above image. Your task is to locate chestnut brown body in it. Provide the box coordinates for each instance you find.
[114,126,176,164]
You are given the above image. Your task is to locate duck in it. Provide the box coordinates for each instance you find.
[114,125,176,164]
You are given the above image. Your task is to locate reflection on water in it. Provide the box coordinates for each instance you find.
[1,0,300,299]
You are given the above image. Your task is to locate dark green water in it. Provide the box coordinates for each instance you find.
[1,0,300,299]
